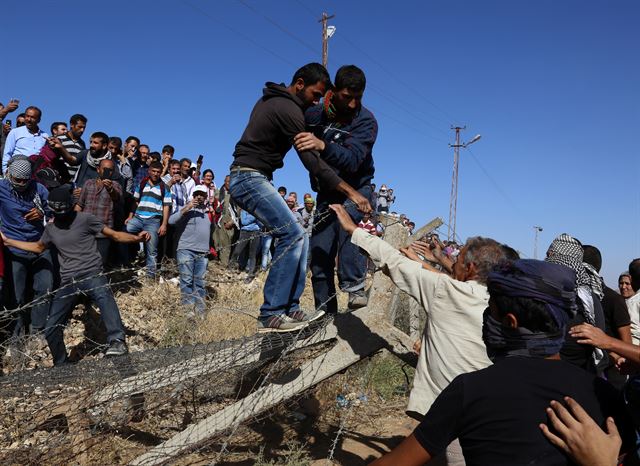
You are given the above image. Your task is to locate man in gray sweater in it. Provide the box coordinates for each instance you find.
[169,184,211,314]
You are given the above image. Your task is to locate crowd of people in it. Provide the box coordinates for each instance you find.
[1,60,638,466]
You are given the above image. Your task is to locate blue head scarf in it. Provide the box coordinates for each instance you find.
[482,259,577,361]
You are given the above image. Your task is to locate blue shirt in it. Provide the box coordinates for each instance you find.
[240,210,261,232]
[2,126,49,173]
[0,178,49,253]
[169,207,211,253]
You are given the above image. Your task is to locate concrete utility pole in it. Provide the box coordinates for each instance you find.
[319,12,335,68]
[448,127,481,242]
[533,226,543,259]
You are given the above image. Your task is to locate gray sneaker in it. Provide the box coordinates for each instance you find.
[348,290,368,310]
[288,309,326,324]
[257,315,306,333]
[105,339,128,357]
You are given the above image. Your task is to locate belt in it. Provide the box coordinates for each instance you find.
[230,166,260,173]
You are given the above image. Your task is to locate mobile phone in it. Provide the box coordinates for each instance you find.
[5,120,11,126]
[197,154,204,165]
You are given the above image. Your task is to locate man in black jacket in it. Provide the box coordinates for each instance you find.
[294,65,377,313]
[229,62,371,333]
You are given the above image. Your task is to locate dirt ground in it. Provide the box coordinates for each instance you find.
[1,260,417,465]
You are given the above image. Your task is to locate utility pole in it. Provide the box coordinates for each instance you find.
[533,226,543,259]
[319,12,335,68]
[447,127,482,242]
[448,126,464,242]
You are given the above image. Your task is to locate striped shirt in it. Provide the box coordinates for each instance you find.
[57,134,86,181]
[134,180,172,219]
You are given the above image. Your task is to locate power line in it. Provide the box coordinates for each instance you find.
[236,0,320,55]
[180,0,296,67]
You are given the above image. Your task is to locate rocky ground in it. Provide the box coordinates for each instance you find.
[0,261,415,465]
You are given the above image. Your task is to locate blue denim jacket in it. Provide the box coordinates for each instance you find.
[0,179,49,253]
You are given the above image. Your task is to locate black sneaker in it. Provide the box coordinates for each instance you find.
[105,339,128,357]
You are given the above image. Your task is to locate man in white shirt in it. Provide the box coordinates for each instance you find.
[330,204,507,465]
[3,106,48,173]
[179,157,196,202]
[626,258,640,345]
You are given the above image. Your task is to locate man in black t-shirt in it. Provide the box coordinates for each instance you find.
[371,260,632,466]
[1,186,150,365]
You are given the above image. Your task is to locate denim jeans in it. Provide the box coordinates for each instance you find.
[229,170,308,319]
[176,249,208,313]
[126,215,161,277]
[260,234,273,271]
[5,249,54,335]
[311,185,372,314]
[45,275,126,365]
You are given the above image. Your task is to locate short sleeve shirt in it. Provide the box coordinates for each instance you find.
[414,357,631,465]
[40,212,104,283]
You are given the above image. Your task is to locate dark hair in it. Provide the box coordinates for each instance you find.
[108,136,122,148]
[290,63,331,88]
[17,113,26,119]
[629,259,640,290]
[582,245,602,272]
[148,151,161,161]
[277,186,287,194]
[334,65,366,92]
[491,294,560,333]
[50,121,66,133]
[91,131,109,145]
[70,114,87,125]
[149,161,163,171]
[180,157,192,166]
[169,159,181,167]
[203,169,214,177]
[162,144,175,155]
[463,236,507,285]
[125,136,140,145]
[25,106,42,118]
[501,244,520,262]
[139,144,149,151]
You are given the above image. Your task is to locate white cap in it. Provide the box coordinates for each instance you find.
[193,185,207,196]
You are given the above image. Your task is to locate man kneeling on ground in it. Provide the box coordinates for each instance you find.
[1,185,150,365]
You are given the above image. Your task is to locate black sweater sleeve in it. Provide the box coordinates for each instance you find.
[279,106,343,191]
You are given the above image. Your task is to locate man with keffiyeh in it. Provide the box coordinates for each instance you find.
[545,233,608,373]
[370,259,634,466]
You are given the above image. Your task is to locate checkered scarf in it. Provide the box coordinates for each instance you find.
[545,233,605,366]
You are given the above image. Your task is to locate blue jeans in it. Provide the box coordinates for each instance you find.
[311,185,372,314]
[126,215,161,277]
[229,170,308,319]
[176,249,208,313]
[260,234,273,270]
[5,249,54,335]
[45,275,126,365]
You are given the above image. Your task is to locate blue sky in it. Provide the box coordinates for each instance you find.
[3,0,638,285]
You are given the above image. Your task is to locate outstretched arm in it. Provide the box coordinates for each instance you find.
[0,231,46,254]
[102,227,150,244]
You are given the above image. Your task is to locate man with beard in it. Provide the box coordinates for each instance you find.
[369,259,633,466]
[293,65,377,312]
[3,106,49,173]
[56,114,87,183]
[51,132,124,199]
[1,185,151,365]
[75,159,123,265]
[229,62,371,332]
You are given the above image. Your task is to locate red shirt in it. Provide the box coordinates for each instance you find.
[358,220,377,235]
